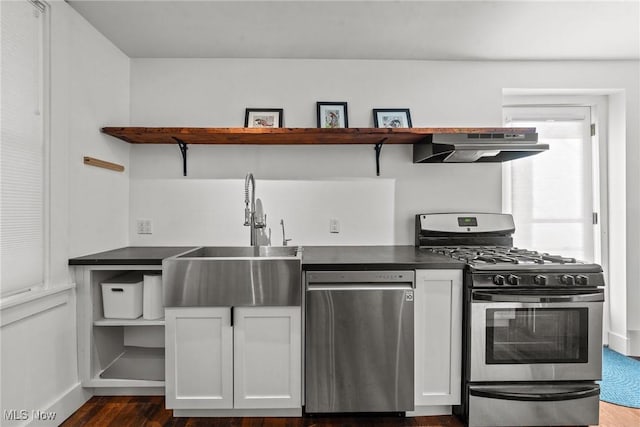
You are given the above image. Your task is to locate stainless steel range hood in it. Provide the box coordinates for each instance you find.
[413,132,547,163]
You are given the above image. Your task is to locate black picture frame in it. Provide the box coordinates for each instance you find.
[244,108,284,128]
[316,102,348,128]
[373,108,412,128]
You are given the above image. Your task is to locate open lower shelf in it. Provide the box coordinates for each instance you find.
[84,378,165,388]
[93,317,165,326]
[90,346,165,386]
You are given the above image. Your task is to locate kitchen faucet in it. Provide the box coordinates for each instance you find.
[243,172,265,246]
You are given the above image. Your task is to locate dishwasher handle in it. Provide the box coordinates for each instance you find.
[307,283,414,291]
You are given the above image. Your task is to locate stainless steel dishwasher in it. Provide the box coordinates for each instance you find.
[305,270,415,413]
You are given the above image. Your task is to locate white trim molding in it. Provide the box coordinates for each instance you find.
[407,405,452,416]
[607,331,630,355]
[627,330,640,357]
[0,284,75,327]
[172,408,302,418]
[26,383,91,427]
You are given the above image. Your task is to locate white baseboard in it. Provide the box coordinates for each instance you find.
[607,331,629,355]
[407,405,452,416]
[173,408,302,417]
[26,383,91,427]
[628,330,640,356]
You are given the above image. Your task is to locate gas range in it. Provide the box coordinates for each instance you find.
[415,213,604,427]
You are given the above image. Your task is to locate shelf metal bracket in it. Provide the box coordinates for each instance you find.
[374,138,387,176]
[172,137,188,176]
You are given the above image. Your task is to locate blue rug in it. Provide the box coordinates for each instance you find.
[599,347,640,408]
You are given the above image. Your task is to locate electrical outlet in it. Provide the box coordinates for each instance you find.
[144,219,153,234]
[329,218,340,234]
[136,219,153,234]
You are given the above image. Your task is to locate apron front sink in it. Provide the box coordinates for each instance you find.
[163,246,302,307]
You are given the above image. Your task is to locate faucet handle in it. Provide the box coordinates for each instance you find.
[280,219,292,246]
[255,213,266,228]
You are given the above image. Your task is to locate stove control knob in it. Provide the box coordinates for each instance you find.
[560,274,576,286]
[534,275,548,286]
[507,274,521,286]
[493,275,506,286]
[575,275,589,286]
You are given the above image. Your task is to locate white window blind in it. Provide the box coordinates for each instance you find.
[504,106,594,263]
[1,0,46,297]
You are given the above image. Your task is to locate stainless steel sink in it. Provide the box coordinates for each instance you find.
[177,246,299,258]
[163,246,302,307]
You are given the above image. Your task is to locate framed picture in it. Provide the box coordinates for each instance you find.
[244,108,283,128]
[317,102,348,128]
[373,108,412,128]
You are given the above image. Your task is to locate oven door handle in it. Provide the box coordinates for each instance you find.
[472,291,604,303]
[470,385,600,402]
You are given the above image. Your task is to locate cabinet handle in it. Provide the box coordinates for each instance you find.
[230,306,234,327]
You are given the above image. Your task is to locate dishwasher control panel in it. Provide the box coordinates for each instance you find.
[306,270,415,285]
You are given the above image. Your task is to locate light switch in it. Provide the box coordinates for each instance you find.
[330,218,340,234]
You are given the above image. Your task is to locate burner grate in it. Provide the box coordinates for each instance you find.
[424,246,579,266]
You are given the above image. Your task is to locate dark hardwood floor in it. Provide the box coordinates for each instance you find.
[60,396,640,427]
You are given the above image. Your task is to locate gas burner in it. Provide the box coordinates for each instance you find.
[424,245,579,267]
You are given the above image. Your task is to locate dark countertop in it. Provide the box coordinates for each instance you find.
[69,245,464,270]
[68,247,195,265]
[300,245,464,270]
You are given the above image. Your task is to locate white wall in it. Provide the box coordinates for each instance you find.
[1,1,131,425]
[65,6,130,258]
[130,178,396,246]
[128,58,639,353]
[49,0,129,275]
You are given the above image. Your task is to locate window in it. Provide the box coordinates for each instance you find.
[503,106,596,262]
[1,0,47,297]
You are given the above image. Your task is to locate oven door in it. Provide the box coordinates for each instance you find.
[469,289,603,382]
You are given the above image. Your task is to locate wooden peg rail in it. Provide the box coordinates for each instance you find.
[83,156,125,172]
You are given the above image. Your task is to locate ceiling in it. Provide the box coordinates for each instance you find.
[66,0,640,61]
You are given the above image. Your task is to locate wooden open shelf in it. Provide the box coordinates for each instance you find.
[101,126,537,176]
[101,126,536,145]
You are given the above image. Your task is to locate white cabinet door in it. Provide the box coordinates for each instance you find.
[414,269,462,406]
[233,306,301,409]
[165,307,233,409]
